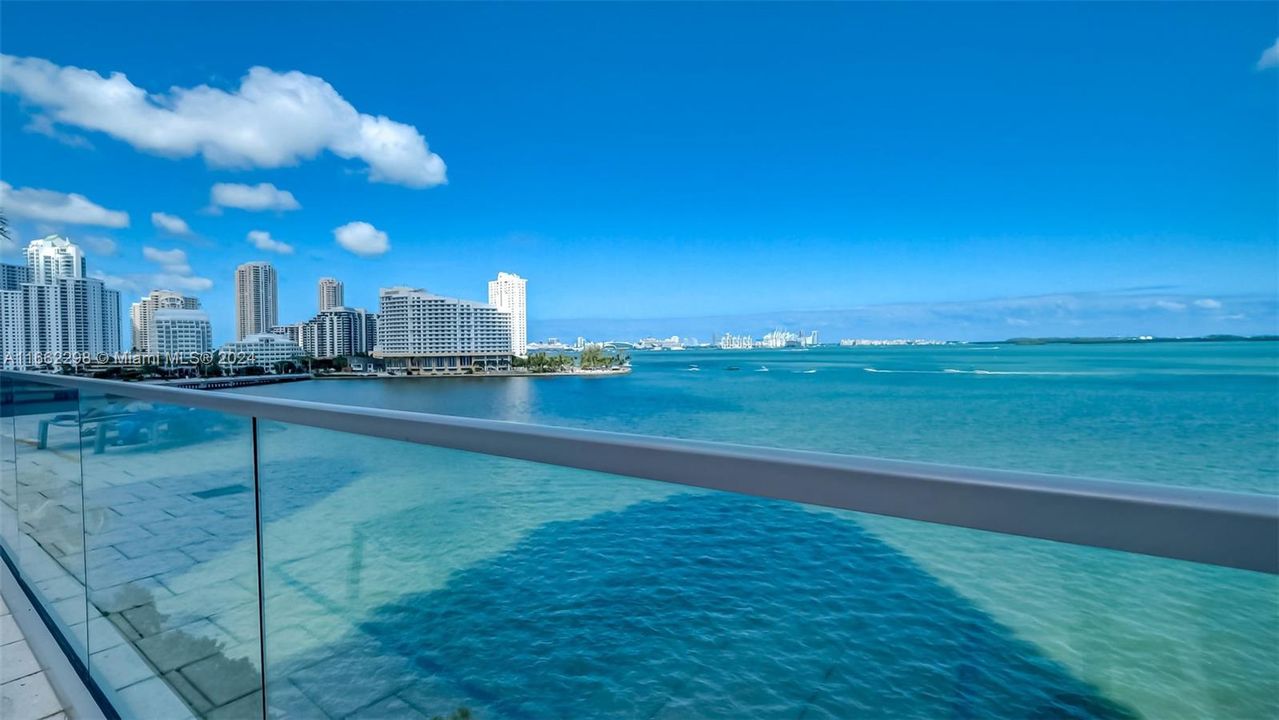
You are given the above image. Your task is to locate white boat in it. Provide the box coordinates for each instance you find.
[756,365,769,372]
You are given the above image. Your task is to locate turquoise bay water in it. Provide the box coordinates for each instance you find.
[237,342,1279,719]
[246,342,1279,493]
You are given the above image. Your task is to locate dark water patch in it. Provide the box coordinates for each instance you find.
[273,493,1136,720]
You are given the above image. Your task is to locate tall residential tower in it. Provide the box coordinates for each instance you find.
[487,272,527,357]
[235,261,278,340]
[1,235,120,368]
[317,277,344,312]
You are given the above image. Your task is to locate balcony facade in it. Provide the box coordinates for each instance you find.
[1,370,1276,719]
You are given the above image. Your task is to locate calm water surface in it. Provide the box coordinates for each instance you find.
[245,342,1279,492]
[236,343,1279,719]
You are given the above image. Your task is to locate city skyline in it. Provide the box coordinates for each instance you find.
[0,3,1275,343]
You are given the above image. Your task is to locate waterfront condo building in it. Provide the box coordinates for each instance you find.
[25,234,87,283]
[152,308,214,357]
[129,290,201,351]
[0,287,25,369]
[317,277,344,312]
[1,236,120,368]
[375,286,512,372]
[488,271,527,357]
[0,264,29,369]
[1,262,31,290]
[235,261,278,340]
[276,306,378,359]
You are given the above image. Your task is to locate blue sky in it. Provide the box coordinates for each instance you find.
[1,2,1275,343]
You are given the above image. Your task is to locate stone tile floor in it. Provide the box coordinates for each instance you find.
[1,592,69,720]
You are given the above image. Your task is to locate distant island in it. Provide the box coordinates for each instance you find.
[991,335,1278,346]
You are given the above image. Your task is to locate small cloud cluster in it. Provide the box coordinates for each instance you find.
[1149,297,1225,313]
[90,245,213,294]
[209,182,300,212]
[0,54,452,267]
[1258,37,1279,70]
[24,114,92,148]
[138,246,212,292]
[333,221,389,257]
[88,270,136,293]
[79,235,118,256]
[0,180,128,227]
[151,211,193,236]
[247,230,294,255]
[1,54,447,188]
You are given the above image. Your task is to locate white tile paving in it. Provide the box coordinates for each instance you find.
[0,670,63,720]
[0,589,68,720]
[1,640,41,684]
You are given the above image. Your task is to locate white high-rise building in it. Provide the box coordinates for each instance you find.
[235,262,278,340]
[152,309,213,357]
[487,271,527,357]
[0,289,26,369]
[25,235,86,283]
[317,277,344,312]
[376,286,512,373]
[129,290,201,351]
[2,264,30,367]
[8,236,120,365]
[1,263,30,290]
[23,278,120,357]
[292,306,377,358]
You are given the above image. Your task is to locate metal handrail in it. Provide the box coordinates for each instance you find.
[3,370,1276,573]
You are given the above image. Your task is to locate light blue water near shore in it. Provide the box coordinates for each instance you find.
[237,342,1279,719]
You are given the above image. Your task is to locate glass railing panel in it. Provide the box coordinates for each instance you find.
[1,374,19,557]
[4,374,88,664]
[78,388,262,719]
[255,422,1279,719]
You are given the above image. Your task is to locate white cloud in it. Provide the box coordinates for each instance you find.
[0,54,448,188]
[151,273,213,292]
[0,180,129,227]
[210,182,300,212]
[247,230,294,255]
[142,246,193,275]
[1258,37,1279,70]
[151,211,192,236]
[79,234,118,256]
[89,269,140,293]
[333,221,389,257]
[1193,298,1223,310]
[1153,300,1187,312]
[136,246,212,292]
[24,114,92,148]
